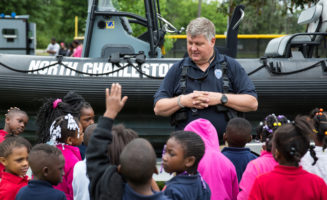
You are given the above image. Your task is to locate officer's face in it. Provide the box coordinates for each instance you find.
[187,34,215,65]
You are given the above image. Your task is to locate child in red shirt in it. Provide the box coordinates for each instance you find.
[249,116,327,200]
[0,107,29,142]
[0,135,31,200]
[0,107,29,179]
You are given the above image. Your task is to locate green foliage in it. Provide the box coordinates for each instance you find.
[162,0,226,34]
[0,0,63,48]
[0,0,317,49]
[59,0,88,44]
[239,1,306,34]
[162,36,176,55]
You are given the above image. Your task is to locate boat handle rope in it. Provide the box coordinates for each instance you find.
[0,58,325,78]
[247,60,326,76]
[0,59,164,79]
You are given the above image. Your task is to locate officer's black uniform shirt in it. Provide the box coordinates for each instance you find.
[154,49,257,143]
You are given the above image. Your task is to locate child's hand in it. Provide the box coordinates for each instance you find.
[103,83,128,119]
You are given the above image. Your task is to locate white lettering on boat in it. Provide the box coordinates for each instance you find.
[28,60,174,78]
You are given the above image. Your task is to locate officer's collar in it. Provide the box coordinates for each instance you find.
[185,48,223,69]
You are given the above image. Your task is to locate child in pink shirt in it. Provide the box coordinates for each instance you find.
[185,118,238,200]
[238,114,289,200]
[43,113,84,200]
[249,116,327,200]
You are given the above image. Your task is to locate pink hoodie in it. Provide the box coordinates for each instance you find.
[237,150,278,200]
[54,144,82,200]
[184,118,239,200]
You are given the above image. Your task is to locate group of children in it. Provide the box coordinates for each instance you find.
[0,83,327,200]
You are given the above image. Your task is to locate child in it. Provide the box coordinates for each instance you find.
[77,101,95,159]
[108,124,138,165]
[238,113,289,200]
[184,118,238,200]
[87,83,160,199]
[0,135,31,200]
[162,130,211,200]
[300,108,327,183]
[36,91,85,143]
[0,107,28,179]
[44,113,84,200]
[0,107,28,142]
[249,116,327,199]
[73,123,97,200]
[221,117,257,182]
[119,138,170,200]
[79,102,95,131]
[16,144,66,200]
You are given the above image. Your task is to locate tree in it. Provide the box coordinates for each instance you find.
[238,1,305,34]
[221,0,317,17]
[0,0,63,48]
[216,0,314,34]
[0,0,317,48]
[59,0,88,43]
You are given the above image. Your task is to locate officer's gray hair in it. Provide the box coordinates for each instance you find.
[186,17,215,41]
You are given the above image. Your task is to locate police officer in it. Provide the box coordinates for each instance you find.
[153,17,258,144]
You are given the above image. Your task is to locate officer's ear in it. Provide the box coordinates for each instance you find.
[210,37,216,46]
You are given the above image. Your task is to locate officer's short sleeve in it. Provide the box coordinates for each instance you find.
[153,61,181,105]
[227,57,257,98]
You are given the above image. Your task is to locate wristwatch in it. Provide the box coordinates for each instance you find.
[221,94,228,105]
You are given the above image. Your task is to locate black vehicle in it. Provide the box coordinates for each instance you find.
[1,0,326,151]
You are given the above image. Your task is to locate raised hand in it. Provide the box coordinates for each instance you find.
[103,83,128,119]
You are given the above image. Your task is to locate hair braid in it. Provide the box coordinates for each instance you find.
[274,116,312,166]
[36,91,85,143]
[309,145,318,165]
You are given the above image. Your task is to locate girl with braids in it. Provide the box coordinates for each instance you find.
[249,116,327,200]
[238,113,289,200]
[48,113,84,200]
[36,91,85,143]
[162,130,211,200]
[0,107,28,142]
[301,108,327,183]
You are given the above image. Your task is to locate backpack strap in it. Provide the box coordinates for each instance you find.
[216,55,243,120]
[180,64,188,94]
[170,59,189,126]
[220,58,230,94]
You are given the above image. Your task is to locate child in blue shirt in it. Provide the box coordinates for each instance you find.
[119,138,170,200]
[16,143,66,200]
[162,130,211,200]
[222,117,257,182]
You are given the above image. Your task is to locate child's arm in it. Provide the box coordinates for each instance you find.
[86,83,127,198]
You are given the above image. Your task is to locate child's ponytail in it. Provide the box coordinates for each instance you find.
[257,114,290,152]
[36,91,85,143]
[308,145,318,165]
[48,113,80,145]
[274,116,313,166]
[312,108,327,151]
